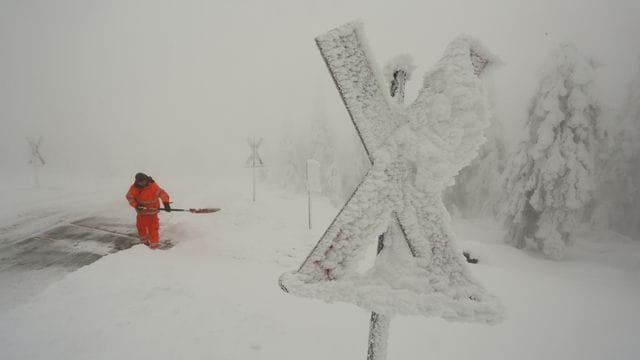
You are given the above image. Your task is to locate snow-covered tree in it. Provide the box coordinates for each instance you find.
[501,43,605,260]
[591,58,640,238]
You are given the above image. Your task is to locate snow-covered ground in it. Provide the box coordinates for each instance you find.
[1,175,639,360]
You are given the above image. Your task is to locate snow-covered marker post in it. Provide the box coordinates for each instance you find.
[27,137,45,188]
[365,54,416,360]
[279,22,504,360]
[306,159,321,230]
[245,137,264,202]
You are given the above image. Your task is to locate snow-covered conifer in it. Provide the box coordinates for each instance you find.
[501,43,604,259]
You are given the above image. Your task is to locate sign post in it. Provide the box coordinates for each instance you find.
[365,54,415,359]
[305,159,321,230]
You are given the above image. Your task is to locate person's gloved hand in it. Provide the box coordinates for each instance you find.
[135,204,144,212]
[163,202,171,212]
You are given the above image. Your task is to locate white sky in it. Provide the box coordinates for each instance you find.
[1,0,638,183]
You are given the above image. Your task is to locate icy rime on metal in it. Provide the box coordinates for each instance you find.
[280,22,503,326]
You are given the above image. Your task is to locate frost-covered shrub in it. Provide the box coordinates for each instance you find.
[501,43,604,259]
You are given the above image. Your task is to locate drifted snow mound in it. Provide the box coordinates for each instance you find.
[280,22,504,324]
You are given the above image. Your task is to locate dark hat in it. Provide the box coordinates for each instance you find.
[135,172,149,182]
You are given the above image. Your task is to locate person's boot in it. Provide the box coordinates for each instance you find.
[140,236,150,246]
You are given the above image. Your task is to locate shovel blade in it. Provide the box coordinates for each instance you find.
[189,208,221,214]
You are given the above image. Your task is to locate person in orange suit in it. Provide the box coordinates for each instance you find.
[125,173,171,249]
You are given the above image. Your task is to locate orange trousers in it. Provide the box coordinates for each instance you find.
[136,214,159,246]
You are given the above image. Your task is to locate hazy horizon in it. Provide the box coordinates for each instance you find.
[1,0,639,185]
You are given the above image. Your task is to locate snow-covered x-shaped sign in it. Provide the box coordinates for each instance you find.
[245,137,264,168]
[27,137,45,166]
[280,22,503,324]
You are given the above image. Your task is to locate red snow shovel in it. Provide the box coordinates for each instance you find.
[158,207,221,214]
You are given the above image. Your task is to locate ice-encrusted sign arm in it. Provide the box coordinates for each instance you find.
[281,23,503,329]
[315,22,399,161]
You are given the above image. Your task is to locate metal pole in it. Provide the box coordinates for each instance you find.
[307,162,312,230]
[252,137,256,202]
[366,64,409,360]
[309,191,312,230]
[367,232,390,360]
[34,165,40,188]
[367,312,391,360]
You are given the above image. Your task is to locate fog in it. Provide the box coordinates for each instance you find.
[1,0,638,186]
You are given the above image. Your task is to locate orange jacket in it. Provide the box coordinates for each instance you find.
[125,179,170,215]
